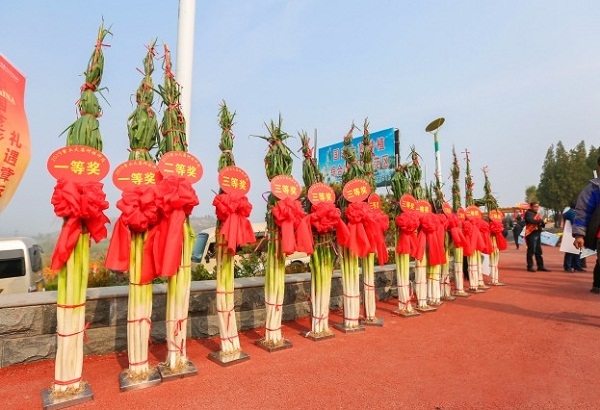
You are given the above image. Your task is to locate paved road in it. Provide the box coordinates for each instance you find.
[1,244,599,409]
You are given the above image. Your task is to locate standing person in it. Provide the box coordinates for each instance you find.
[524,202,550,272]
[563,201,584,272]
[512,215,525,250]
[572,157,600,293]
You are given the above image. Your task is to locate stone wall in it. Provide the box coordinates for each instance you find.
[0,265,400,368]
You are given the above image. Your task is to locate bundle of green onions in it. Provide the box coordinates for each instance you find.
[299,131,335,338]
[339,123,364,329]
[124,41,159,379]
[359,119,379,323]
[257,115,293,347]
[156,45,194,371]
[450,147,468,296]
[53,22,111,395]
[481,168,505,286]
[463,149,481,292]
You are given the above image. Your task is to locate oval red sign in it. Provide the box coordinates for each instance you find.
[442,202,453,216]
[112,160,162,191]
[47,145,110,182]
[270,175,301,200]
[157,151,203,184]
[342,178,371,203]
[368,193,382,210]
[415,199,432,214]
[399,194,416,212]
[457,207,466,221]
[466,205,482,219]
[218,166,251,195]
[488,209,504,221]
[307,182,335,205]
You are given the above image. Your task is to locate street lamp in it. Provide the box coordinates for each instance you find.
[425,117,445,186]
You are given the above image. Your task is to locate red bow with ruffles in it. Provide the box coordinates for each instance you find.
[473,218,494,254]
[343,202,372,258]
[415,213,447,266]
[145,176,199,278]
[462,219,476,257]
[366,207,389,265]
[395,211,419,257]
[272,197,314,255]
[50,179,110,270]
[309,202,350,246]
[213,192,256,253]
[489,219,508,251]
[446,213,467,250]
[104,186,162,283]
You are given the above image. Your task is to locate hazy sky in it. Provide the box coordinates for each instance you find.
[1,1,600,236]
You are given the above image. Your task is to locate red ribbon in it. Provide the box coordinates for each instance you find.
[416,213,447,266]
[489,219,508,251]
[474,218,494,254]
[272,197,314,255]
[461,219,476,256]
[309,202,350,246]
[105,186,162,281]
[395,211,419,257]
[343,202,372,258]
[366,208,389,265]
[146,176,199,277]
[446,213,467,250]
[213,192,256,253]
[50,179,110,271]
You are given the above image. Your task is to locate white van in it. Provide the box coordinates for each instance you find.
[191,222,310,273]
[0,237,44,295]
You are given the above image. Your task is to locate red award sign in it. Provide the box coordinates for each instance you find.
[218,166,251,195]
[270,175,301,200]
[442,202,453,215]
[457,207,466,221]
[415,199,432,214]
[488,209,504,221]
[307,182,335,205]
[112,160,161,191]
[342,178,370,203]
[157,151,203,184]
[368,193,381,210]
[399,194,416,212]
[47,145,110,182]
[466,205,483,219]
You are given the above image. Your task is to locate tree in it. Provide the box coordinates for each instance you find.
[525,185,538,203]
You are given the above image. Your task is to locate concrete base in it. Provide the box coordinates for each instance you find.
[303,331,335,342]
[333,323,366,333]
[452,290,471,298]
[254,338,293,352]
[392,309,420,318]
[157,360,198,381]
[441,295,457,301]
[361,317,384,327]
[469,288,486,294]
[207,350,250,367]
[41,382,93,410]
[118,368,161,392]
[415,305,437,313]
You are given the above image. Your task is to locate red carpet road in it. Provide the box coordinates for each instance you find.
[1,245,599,409]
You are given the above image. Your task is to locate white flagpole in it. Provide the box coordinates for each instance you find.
[176,0,196,144]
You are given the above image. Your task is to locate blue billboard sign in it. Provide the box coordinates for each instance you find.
[318,128,397,187]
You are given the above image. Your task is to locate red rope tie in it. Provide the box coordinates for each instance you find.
[127,317,153,344]
[363,281,376,289]
[166,318,188,337]
[265,301,283,311]
[343,316,360,321]
[265,326,282,332]
[342,293,360,298]
[57,322,90,343]
[217,306,235,332]
[54,376,83,387]
[167,339,184,354]
[216,290,235,295]
[128,359,149,366]
[56,302,86,309]
[311,314,327,325]
[219,334,240,343]
[129,281,148,286]
[180,264,191,269]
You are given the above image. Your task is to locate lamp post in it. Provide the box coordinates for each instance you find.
[425,117,445,186]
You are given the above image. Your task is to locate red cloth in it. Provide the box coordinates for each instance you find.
[272,197,314,255]
[416,213,447,266]
[343,202,372,258]
[461,219,476,257]
[50,179,110,270]
[446,213,467,249]
[474,218,494,254]
[395,211,419,257]
[489,220,508,251]
[309,202,350,246]
[104,186,162,283]
[366,208,389,265]
[213,192,256,253]
[146,176,199,277]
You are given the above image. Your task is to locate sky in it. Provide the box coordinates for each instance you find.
[1,0,600,236]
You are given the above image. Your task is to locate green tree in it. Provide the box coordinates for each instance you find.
[525,185,538,203]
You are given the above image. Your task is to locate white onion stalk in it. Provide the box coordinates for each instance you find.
[414,254,428,308]
[452,247,467,294]
[127,232,152,378]
[362,253,377,322]
[340,245,361,328]
[54,232,89,394]
[440,242,452,298]
[477,250,486,288]
[427,264,442,305]
[308,232,335,336]
[165,219,194,371]
[489,236,500,284]
[467,251,479,291]
[215,231,241,353]
[394,243,414,313]
[264,227,286,345]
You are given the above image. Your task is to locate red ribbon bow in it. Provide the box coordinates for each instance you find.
[395,211,419,257]
[489,219,508,251]
[145,176,199,278]
[415,213,447,266]
[446,213,467,250]
[366,207,389,265]
[272,197,314,255]
[309,202,350,246]
[474,218,494,254]
[343,202,372,258]
[105,186,162,283]
[213,192,256,253]
[50,179,110,270]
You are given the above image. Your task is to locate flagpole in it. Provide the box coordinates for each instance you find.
[176,0,196,144]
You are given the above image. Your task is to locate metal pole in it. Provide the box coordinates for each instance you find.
[434,131,442,185]
[176,0,196,144]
